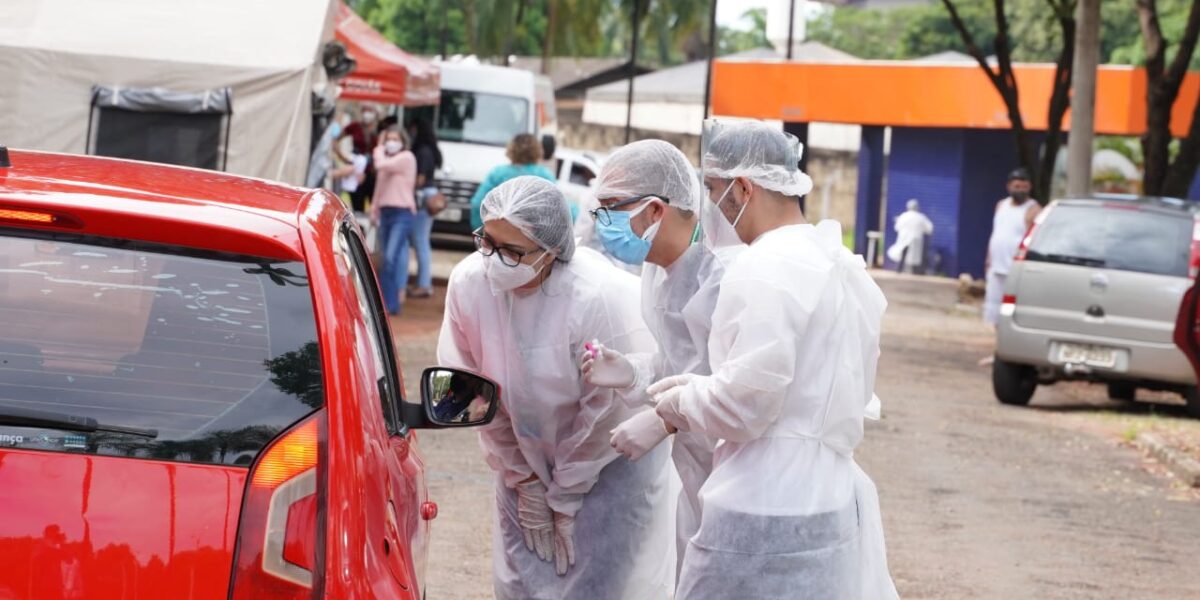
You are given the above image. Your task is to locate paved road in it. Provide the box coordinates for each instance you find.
[393,271,1200,600]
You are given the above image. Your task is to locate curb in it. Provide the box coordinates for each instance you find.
[1137,433,1200,487]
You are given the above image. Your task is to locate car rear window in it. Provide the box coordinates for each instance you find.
[0,230,322,466]
[1025,203,1192,277]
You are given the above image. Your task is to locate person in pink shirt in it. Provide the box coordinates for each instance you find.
[371,126,418,315]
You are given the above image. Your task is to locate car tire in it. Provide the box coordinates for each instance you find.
[1184,387,1200,419]
[1107,382,1137,402]
[993,357,1037,406]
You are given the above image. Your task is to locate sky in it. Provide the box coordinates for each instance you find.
[716,0,826,33]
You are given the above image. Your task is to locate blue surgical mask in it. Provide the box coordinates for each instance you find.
[596,202,658,266]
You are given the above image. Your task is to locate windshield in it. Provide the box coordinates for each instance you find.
[0,230,323,467]
[437,89,530,147]
[1026,204,1192,277]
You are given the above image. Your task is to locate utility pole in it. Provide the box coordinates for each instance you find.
[625,0,643,144]
[1066,0,1100,197]
[702,0,718,121]
[786,0,796,60]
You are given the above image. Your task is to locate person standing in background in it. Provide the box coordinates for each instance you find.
[339,105,380,214]
[407,118,442,299]
[886,199,934,274]
[983,169,1041,326]
[371,126,418,316]
[469,134,558,231]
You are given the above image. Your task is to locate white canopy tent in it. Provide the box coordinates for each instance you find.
[0,0,337,185]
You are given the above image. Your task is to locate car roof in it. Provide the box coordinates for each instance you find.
[0,149,319,260]
[1055,194,1199,214]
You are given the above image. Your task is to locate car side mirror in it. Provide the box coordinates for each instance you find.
[418,367,500,428]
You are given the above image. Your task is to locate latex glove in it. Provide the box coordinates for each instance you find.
[648,374,699,408]
[609,410,670,461]
[579,340,636,389]
[515,480,555,562]
[650,374,701,430]
[553,511,576,576]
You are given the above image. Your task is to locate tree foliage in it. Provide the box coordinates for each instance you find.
[806,0,1198,67]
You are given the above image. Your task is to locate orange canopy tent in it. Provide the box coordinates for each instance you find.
[334,1,440,106]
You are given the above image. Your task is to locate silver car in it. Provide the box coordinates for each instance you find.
[993,195,1200,417]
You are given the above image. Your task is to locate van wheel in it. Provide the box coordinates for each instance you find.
[993,357,1037,406]
[1184,387,1200,419]
[1107,382,1137,402]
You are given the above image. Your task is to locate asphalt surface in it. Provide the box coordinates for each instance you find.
[392,268,1200,600]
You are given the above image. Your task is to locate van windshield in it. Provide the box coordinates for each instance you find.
[1026,203,1192,277]
[0,230,323,467]
[437,90,529,147]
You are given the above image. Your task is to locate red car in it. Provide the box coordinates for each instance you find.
[0,148,498,599]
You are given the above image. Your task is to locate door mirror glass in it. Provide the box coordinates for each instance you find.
[422,368,499,427]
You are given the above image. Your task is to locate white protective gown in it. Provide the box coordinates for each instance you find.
[437,248,673,600]
[657,221,899,600]
[627,241,738,574]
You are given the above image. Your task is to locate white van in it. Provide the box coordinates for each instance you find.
[425,60,559,236]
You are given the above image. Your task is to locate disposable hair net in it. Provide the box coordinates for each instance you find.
[481,175,577,261]
[595,139,703,211]
[702,120,814,198]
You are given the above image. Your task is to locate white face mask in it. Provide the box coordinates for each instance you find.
[484,251,551,294]
[362,111,377,123]
[637,200,664,245]
[702,180,748,248]
[385,140,404,154]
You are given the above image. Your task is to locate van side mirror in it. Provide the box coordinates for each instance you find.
[413,367,499,428]
[541,134,557,161]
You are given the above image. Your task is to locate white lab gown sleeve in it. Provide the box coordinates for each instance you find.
[436,275,534,487]
[658,263,832,442]
[547,286,655,516]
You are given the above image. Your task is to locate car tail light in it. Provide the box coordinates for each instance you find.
[0,206,82,229]
[229,412,326,599]
[1190,221,1200,279]
[1000,294,1017,317]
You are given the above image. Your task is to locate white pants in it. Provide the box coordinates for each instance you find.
[984,270,1007,326]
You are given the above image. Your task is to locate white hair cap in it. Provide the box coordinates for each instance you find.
[595,139,702,211]
[481,176,576,260]
[702,120,813,198]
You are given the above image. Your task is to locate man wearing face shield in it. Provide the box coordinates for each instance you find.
[574,139,743,576]
[646,120,898,599]
[436,176,673,599]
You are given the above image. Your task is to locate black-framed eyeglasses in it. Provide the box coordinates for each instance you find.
[472,228,546,268]
[589,194,670,226]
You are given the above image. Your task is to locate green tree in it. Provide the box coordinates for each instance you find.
[942,0,1078,205]
[718,8,771,57]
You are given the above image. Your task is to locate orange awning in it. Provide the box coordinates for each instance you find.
[712,60,1198,137]
[334,1,440,106]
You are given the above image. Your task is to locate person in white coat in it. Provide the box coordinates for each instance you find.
[437,176,673,600]
[574,139,742,576]
[648,121,899,599]
[886,198,934,274]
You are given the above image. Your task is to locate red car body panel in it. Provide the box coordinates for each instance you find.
[0,449,245,599]
[0,150,430,598]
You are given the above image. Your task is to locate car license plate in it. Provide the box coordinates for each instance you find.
[435,208,463,223]
[1057,343,1117,368]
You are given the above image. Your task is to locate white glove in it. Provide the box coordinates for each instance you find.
[609,410,670,461]
[649,374,700,430]
[553,511,576,576]
[579,340,636,389]
[515,480,554,562]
